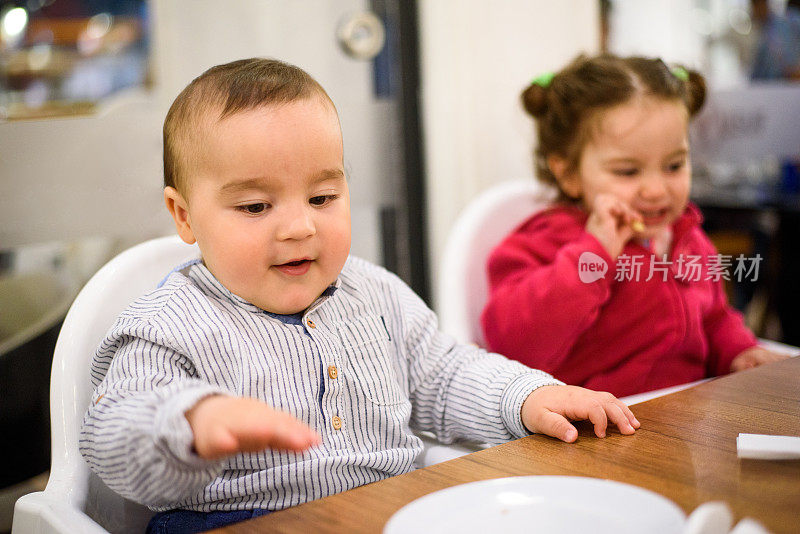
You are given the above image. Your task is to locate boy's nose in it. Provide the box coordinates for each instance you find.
[276,206,316,241]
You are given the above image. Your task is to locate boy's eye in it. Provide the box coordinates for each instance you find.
[613,168,639,177]
[239,203,269,214]
[309,194,338,206]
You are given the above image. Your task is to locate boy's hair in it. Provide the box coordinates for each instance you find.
[521,54,706,200]
[164,58,333,194]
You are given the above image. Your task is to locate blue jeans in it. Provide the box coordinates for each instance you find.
[146,508,271,533]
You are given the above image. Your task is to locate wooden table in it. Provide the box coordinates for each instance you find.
[216,357,800,533]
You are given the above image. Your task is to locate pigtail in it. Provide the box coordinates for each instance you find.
[669,63,707,117]
[521,82,549,118]
[684,69,707,116]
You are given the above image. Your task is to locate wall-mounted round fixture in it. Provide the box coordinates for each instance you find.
[337,11,386,61]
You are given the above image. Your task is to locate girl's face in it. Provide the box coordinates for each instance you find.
[557,96,691,239]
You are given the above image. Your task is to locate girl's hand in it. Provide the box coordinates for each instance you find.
[730,346,790,372]
[585,194,643,259]
[520,385,640,442]
[185,395,321,460]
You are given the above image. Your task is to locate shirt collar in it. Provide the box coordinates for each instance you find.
[187,261,340,315]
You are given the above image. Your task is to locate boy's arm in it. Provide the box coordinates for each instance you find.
[395,278,560,444]
[82,322,320,508]
[399,282,637,444]
[80,334,230,508]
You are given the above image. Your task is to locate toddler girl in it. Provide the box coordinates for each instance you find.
[481,54,787,397]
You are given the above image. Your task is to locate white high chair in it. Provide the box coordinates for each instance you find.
[12,234,481,533]
[13,236,200,534]
[434,180,800,407]
[436,179,554,348]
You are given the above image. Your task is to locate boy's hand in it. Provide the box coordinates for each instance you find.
[730,346,790,372]
[185,395,321,460]
[521,385,640,443]
[585,194,643,259]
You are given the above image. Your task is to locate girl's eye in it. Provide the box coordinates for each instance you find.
[309,194,338,206]
[667,160,686,173]
[613,168,639,177]
[238,203,269,214]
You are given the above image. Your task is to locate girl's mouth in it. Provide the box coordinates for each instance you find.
[275,259,312,276]
[639,208,670,225]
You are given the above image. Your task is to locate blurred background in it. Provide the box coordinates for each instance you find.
[1,0,798,530]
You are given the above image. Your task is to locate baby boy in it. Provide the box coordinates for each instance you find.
[80,58,639,532]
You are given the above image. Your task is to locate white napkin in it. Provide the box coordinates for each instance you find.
[736,433,800,460]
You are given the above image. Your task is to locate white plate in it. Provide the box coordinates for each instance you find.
[383,476,686,534]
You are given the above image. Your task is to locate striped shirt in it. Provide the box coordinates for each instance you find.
[79,256,560,512]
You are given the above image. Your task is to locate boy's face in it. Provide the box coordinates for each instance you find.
[166,97,351,314]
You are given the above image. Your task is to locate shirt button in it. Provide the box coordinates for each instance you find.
[307,319,316,329]
[328,365,338,379]
[331,415,342,430]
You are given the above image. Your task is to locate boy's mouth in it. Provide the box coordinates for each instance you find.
[274,259,312,276]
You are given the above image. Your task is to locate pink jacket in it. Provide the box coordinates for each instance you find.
[481,203,757,397]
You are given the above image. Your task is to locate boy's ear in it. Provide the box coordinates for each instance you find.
[547,155,581,199]
[164,187,197,245]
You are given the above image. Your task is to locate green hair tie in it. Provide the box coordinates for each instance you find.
[671,66,689,81]
[530,71,555,88]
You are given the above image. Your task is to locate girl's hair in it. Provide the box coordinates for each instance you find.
[163,58,333,195]
[521,54,706,199]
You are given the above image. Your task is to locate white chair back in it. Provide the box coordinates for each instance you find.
[436,180,553,346]
[13,236,199,534]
